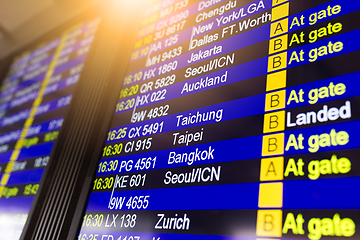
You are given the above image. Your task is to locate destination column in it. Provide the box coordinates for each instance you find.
[257,0,289,239]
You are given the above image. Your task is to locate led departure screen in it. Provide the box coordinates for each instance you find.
[0,19,100,240]
[78,0,360,239]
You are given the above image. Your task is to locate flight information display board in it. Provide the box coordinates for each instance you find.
[0,18,100,240]
[78,0,360,239]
